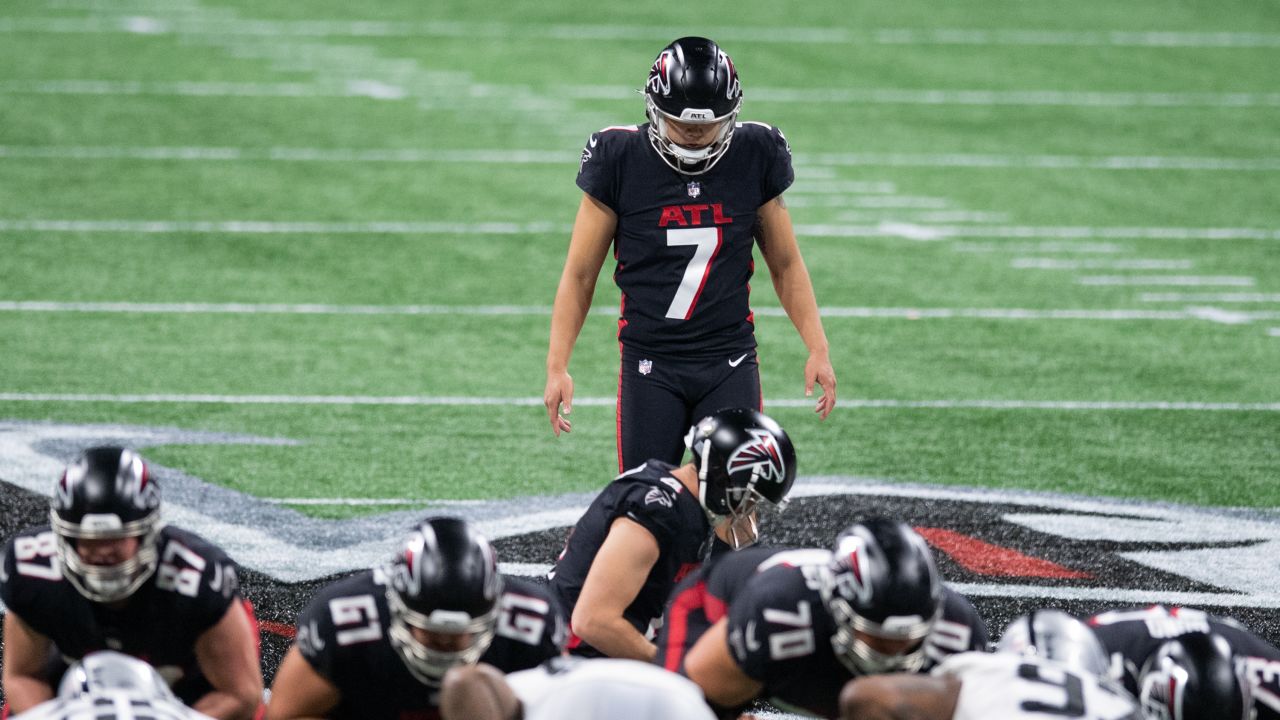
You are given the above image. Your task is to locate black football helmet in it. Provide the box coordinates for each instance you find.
[996,609,1112,679]
[819,518,942,674]
[383,516,503,686]
[1138,632,1253,720]
[50,446,163,603]
[684,408,796,548]
[57,650,178,703]
[644,36,742,175]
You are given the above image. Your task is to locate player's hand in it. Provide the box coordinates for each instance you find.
[544,371,574,436]
[804,350,837,420]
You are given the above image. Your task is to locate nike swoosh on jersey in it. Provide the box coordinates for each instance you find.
[728,353,750,367]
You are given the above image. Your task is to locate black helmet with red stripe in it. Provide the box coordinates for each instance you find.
[684,408,796,547]
[644,36,743,175]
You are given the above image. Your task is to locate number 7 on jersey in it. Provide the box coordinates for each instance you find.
[664,227,723,320]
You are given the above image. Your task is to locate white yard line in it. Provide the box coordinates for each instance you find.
[0,145,573,163]
[1270,328,1280,337]
[3,146,1277,172]
[799,153,1280,171]
[1139,293,1280,303]
[2,300,1278,323]
[1077,275,1256,286]
[0,393,1276,411]
[953,241,1127,254]
[1,218,1277,241]
[784,195,949,209]
[2,79,1277,109]
[7,16,1280,48]
[1012,258,1194,270]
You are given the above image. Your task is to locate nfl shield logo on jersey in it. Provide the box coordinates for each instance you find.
[638,359,653,376]
[686,181,701,198]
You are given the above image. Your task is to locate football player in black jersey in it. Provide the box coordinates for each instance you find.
[543,35,836,471]
[672,518,988,718]
[1088,605,1273,720]
[0,447,262,719]
[265,516,564,720]
[548,408,796,662]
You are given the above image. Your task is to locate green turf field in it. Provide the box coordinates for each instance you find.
[1,0,1277,518]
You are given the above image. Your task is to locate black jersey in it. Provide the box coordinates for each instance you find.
[548,461,711,656]
[0,525,242,705]
[294,569,564,720]
[722,554,989,718]
[656,546,830,672]
[1089,605,1280,720]
[576,121,794,356]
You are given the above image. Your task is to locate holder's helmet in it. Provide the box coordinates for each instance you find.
[684,408,796,548]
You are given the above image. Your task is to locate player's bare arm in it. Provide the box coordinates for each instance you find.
[544,192,617,436]
[2,611,57,713]
[264,645,342,720]
[755,195,837,419]
[570,516,661,661]
[192,600,265,720]
[683,619,765,710]
[439,664,521,720]
[839,674,960,720]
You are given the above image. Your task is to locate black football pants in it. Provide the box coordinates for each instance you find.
[616,344,762,472]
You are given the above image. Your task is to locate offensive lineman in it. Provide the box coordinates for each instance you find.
[265,516,564,720]
[1089,605,1273,720]
[0,447,262,719]
[667,518,989,718]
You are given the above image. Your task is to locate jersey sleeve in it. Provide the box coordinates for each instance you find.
[0,528,63,618]
[724,567,816,682]
[923,586,991,667]
[293,583,348,681]
[615,482,686,552]
[158,531,241,633]
[759,123,795,202]
[484,578,567,672]
[575,128,625,212]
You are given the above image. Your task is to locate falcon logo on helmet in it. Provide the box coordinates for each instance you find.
[726,429,787,485]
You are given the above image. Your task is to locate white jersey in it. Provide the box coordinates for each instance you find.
[11,692,214,720]
[935,652,1141,720]
[505,658,716,720]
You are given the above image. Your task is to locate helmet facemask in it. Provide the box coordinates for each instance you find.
[386,587,499,687]
[51,511,162,603]
[645,95,740,176]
